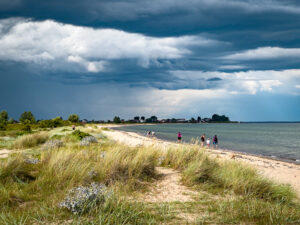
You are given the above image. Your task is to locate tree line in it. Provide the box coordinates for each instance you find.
[112,114,230,124]
[0,110,81,131]
[0,109,231,131]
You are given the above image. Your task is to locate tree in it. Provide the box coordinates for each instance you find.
[113,116,121,123]
[19,111,36,124]
[150,116,158,122]
[52,117,63,127]
[197,116,201,122]
[8,118,14,124]
[0,110,8,123]
[211,114,229,122]
[68,114,79,123]
[134,116,140,121]
[190,117,196,123]
[141,116,145,121]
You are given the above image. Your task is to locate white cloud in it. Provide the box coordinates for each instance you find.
[0,18,212,72]
[218,65,246,70]
[296,85,300,89]
[224,47,300,60]
[129,88,230,117]
[170,69,300,95]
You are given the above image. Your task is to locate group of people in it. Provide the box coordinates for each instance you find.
[177,132,218,149]
[200,133,218,149]
[146,131,156,137]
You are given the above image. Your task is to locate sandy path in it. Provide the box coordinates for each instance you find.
[0,149,12,158]
[103,129,300,197]
[141,167,197,203]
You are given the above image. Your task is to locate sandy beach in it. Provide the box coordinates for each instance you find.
[101,126,300,197]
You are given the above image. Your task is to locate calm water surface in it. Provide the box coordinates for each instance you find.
[115,123,300,162]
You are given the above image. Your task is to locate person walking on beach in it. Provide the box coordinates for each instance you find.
[206,138,210,148]
[200,134,205,147]
[213,135,218,149]
[177,132,182,143]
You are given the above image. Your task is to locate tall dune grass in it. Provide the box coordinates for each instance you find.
[13,132,49,149]
[1,131,300,224]
[161,145,296,203]
[0,141,161,224]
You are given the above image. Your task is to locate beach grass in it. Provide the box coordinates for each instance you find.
[0,126,300,224]
[13,132,49,149]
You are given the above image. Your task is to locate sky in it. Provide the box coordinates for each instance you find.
[0,0,300,121]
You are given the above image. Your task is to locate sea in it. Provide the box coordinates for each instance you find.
[114,123,300,164]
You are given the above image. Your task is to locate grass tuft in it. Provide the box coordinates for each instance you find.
[13,132,49,149]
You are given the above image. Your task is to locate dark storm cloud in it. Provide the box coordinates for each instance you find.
[1,0,300,120]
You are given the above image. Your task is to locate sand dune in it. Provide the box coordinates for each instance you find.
[102,128,300,197]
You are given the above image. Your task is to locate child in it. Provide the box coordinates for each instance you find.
[206,138,210,148]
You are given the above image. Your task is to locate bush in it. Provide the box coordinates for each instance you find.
[0,122,6,131]
[59,183,110,215]
[42,139,64,150]
[50,134,64,140]
[80,136,97,146]
[68,114,79,123]
[19,111,36,124]
[14,132,49,149]
[0,110,8,123]
[21,124,31,132]
[71,130,90,140]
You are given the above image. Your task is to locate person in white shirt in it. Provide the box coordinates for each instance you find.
[206,138,210,148]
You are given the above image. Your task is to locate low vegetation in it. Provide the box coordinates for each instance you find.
[0,125,299,224]
[13,132,49,149]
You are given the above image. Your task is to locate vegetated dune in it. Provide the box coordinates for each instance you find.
[103,128,300,197]
[0,125,299,224]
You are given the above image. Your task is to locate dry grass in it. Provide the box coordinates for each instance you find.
[0,128,300,224]
[13,132,49,149]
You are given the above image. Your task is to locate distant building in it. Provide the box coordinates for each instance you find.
[81,119,89,123]
[201,118,211,123]
[176,118,187,123]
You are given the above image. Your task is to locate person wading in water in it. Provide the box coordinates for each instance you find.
[213,135,218,149]
[177,132,182,143]
[200,134,205,147]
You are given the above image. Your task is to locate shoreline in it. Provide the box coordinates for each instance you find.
[100,126,300,197]
[109,124,300,165]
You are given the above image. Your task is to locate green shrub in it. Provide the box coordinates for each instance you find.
[19,111,36,124]
[0,122,6,131]
[14,132,49,149]
[68,114,79,123]
[38,120,55,128]
[51,134,64,140]
[71,130,91,140]
[21,124,31,132]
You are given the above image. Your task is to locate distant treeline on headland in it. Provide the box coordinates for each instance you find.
[0,109,232,132]
[0,110,83,132]
[111,114,231,124]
